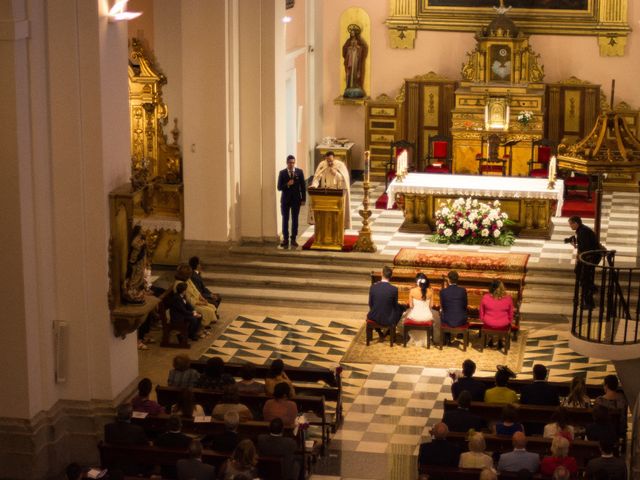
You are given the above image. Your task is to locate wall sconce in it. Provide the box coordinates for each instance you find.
[108,0,142,22]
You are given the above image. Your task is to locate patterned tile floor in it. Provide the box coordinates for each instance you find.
[298,181,640,265]
[201,314,619,479]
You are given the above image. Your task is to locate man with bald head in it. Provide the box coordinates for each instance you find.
[417,422,461,476]
[498,431,540,473]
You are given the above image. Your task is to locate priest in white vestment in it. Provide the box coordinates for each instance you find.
[309,152,352,229]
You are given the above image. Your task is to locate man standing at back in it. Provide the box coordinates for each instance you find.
[277,155,306,249]
[440,271,468,343]
[368,266,404,341]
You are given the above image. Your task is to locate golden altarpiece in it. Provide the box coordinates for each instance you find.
[451,11,545,175]
[108,39,184,338]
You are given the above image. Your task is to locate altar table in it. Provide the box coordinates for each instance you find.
[386,173,564,239]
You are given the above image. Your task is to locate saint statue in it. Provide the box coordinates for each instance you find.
[308,152,352,229]
[122,225,148,305]
[342,24,368,99]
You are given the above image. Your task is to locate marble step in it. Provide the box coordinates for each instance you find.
[202,271,371,293]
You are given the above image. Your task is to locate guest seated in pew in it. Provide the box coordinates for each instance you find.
[197,357,234,390]
[585,405,618,446]
[189,256,222,312]
[484,369,518,404]
[439,271,468,344]
[212,384,253,422]
[459,432,493,470]
[236,363,266,395]
[494,404,524,436]
[131,378,164,415]
[177,439,216,480]
[479,468,498,480]
[442,390,485,433]
[418,422,461,472]
[520,365,560,407]
[265,359,296,397]
[552,465,571,480]
[480,280,513,340]
[169,354,202,388]
[204,411,241,453]
[154,415,191,478]
[103,404,149,476]
[543,407,575,441]
[218,439,258,480]
[263,382,298,427]
[497,432,540,474]
[595,374,627,436]
[174,264,217,329]
[540,436,578,478]
[171,388,205,418]
[169,282,204,343]
[451,359,486,402]
[258,417,302,480]
[562,376,591,409]
[586,440,627,480]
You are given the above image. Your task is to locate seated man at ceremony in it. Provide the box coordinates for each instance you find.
[205,411,241,453]
[309,150,352,229]
[586,440,627,480]
[212,384,253,422]
[418,422,461,474]
[174,265,217,329]
[168,282,203,343]
[485,369,518,404]
[497,432,540,474]
[439,271,468,343]
[131,378,164,415]
[257,417,302,480]
[176,440,216,480]
[104,404,149,476]
[368,266,405,341]
[520,364,559,406]
[442,390,484,433]
[595,374,628,437]
[451,359,486,401]
[189,256,222,312]
[480,279,513,336]
[585,405,618,445]
[154,415,191,479]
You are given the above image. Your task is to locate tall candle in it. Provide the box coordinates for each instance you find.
[549,155,557,183]
[364,151,370,183]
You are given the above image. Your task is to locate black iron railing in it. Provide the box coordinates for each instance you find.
[571,249,640,345]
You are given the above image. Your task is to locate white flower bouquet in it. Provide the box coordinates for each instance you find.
[431,197,515,246]
[517,110,534,126]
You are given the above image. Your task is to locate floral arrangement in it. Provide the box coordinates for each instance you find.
[517,110,534,126]
[431,197,515,246]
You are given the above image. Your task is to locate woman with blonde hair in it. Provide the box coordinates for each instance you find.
[540,436,578,477]
[173,263,217,329]
[562,376,591,408]
[459,432,493,469]
[479,467,498,480]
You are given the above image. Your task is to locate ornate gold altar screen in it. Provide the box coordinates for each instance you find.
[308,188,346,250]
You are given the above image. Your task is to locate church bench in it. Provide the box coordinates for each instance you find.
[443,400,621,431]
[468,376,604,399]
[155,386,330,452]
[446,432,600,468]
[189,360,344,430]
[98,442,285,480]
[419,465,545,479]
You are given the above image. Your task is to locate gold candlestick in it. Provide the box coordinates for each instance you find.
[354,151,377,253]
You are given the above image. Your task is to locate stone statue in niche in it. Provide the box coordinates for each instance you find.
[342,24,368,98]
[122,225,148,305]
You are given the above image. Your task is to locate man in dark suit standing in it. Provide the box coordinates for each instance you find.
[176,440,216,480]
[368,266,404,341]
[277,155,306,249]
[440,271,468,343]
[568,215,602,308]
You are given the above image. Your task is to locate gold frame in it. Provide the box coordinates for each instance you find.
[386,0,630,56]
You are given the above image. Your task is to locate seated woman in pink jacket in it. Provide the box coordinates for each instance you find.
[479,280,513,329]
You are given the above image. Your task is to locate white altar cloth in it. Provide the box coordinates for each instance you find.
[387,173,564,216]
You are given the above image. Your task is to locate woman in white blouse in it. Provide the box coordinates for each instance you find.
[459,432,494,469]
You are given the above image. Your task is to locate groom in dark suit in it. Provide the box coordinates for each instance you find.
[368,266,404,340]
[440,270,468,344]
[277,155,306,249]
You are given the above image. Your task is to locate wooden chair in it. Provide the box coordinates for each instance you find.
[366,319,396,347]
[477,134,508,176]
[528,138,556,178]
[159,292,190,349]
[564,171,593,200]
[385,140,415,189]
[440,323,470,351]
[402,318,433,348]
[424,134,452,174]
[479,324,511,354]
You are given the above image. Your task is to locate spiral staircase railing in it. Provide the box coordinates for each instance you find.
[571,249,640,345]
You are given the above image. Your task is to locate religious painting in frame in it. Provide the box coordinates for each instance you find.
[488,44,512,83]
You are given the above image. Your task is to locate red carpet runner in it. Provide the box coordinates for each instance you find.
[302,234,359,252]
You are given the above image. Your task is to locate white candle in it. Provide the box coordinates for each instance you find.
[549,155,557,183]
[364,151,370,183]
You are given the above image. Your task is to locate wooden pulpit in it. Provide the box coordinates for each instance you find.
[308,188,345,250]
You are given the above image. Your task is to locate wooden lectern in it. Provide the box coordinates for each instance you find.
[308,188,345,250]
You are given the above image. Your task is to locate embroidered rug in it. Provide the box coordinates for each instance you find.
[393,248,529,272]
[342,325,527,373]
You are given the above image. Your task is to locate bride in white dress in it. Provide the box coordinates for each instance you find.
[404,273,434,347]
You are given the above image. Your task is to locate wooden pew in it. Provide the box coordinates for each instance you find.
[99,442,285,480]
[443,399,620,431]
[155,386,329,451]
[446,432,600,468]
[189,360,344,430]
[469,376,604,399]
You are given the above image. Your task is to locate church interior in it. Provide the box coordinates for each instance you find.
[2,0,640,479]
